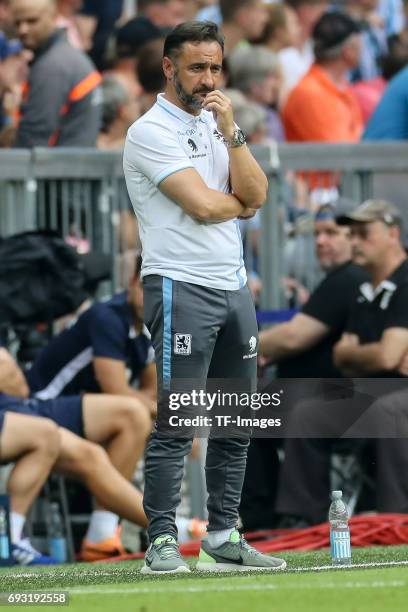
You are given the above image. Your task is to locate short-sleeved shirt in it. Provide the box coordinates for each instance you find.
[363,66,408,140]
[27,292,154,399]
[123,94,246,290]
[282,64,363,143]
[277,262,367,378]
[345,258,408,377]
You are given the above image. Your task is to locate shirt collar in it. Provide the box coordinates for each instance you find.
[358,258,408,302]
[156,93,206,126]
[359,279,397,302]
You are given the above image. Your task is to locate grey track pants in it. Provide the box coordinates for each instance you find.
[142,275,258,541]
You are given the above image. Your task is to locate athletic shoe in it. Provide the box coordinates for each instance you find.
[196,529,287,572]
[80,529,126,561]
[12,539,59,565]
[141,534,191,574]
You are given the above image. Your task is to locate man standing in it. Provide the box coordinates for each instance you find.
[123,21,285,573]
[11,0,101,147]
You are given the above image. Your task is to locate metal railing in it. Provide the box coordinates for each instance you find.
[2,143,408,307]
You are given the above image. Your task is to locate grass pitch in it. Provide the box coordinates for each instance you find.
[1,546,407,612]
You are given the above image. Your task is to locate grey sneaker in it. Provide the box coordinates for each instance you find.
[196,529,286,572]
[141,535,191,574]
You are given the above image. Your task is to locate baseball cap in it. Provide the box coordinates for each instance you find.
[336,200,402,226]
[313,11,361,54]
[0,32,22,61]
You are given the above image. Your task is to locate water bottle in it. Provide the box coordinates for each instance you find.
[329,490,351,565]
[0,506,10,562]
[47,502,67,563]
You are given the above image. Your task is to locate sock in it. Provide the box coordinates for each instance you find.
[207,527,235,548]
[85,511,119,544]
[10,512,26,544]
[175,517,190,544]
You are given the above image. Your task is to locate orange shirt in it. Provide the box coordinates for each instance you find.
[282,64,363,143]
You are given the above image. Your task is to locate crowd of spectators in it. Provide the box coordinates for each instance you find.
[1,0,408,151]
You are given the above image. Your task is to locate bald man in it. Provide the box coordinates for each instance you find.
[11,0,101,147]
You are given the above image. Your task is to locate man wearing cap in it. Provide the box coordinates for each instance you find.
[273,200,408,525]
[282,11,363,143]
[242,203,366,530]
[334,199,408,379]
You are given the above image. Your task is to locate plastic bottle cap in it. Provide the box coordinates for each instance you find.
[331,490,342,500]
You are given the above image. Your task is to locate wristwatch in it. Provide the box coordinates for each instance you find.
[225,128,246,148]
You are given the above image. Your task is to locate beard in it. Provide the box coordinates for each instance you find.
[173,71,213,112]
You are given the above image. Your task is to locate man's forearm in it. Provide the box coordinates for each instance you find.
[259,325,301,363]
[229,146,268,209]
[335,343,385,375]
[199,190,245,222]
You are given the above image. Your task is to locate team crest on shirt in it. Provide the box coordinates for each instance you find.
[174,333,192,355]
[249,336,257,352]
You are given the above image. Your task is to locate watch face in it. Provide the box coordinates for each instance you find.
[237,129,246,144]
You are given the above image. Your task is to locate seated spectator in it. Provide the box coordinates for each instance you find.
[254,2,301,55]
[0,347,60,565]
[105,16,162,102]
[259,201,367,378]
[98,73,140,150]
[136,37,166,113]
[228,44,285,142]
[280,0,328,93]
[219,0,268,55]
[278,200,408,525]
[363,63,408,139]
[345,0,388,82]
[28,256,156,408]
[351,35,408,124]
[282,11,363,143]
[11,0,102,147]
[75,0,124,70]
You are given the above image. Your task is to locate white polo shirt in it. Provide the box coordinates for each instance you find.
[123,94,246,290]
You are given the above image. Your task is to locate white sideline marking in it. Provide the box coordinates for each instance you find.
[4,559,408,582]
[291,560,408,572]
[69,579,406,596]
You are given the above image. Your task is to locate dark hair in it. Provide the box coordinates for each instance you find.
[163,20,224,60]
[313,11,361,62]
[137,38,166,93]
[381,35,408,81]
[135,254,142,278]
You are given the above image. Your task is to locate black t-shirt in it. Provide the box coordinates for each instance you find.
[277,262,368,378]
[345,258,408,377]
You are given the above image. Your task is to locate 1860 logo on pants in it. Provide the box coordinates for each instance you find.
[174,334,192,355]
